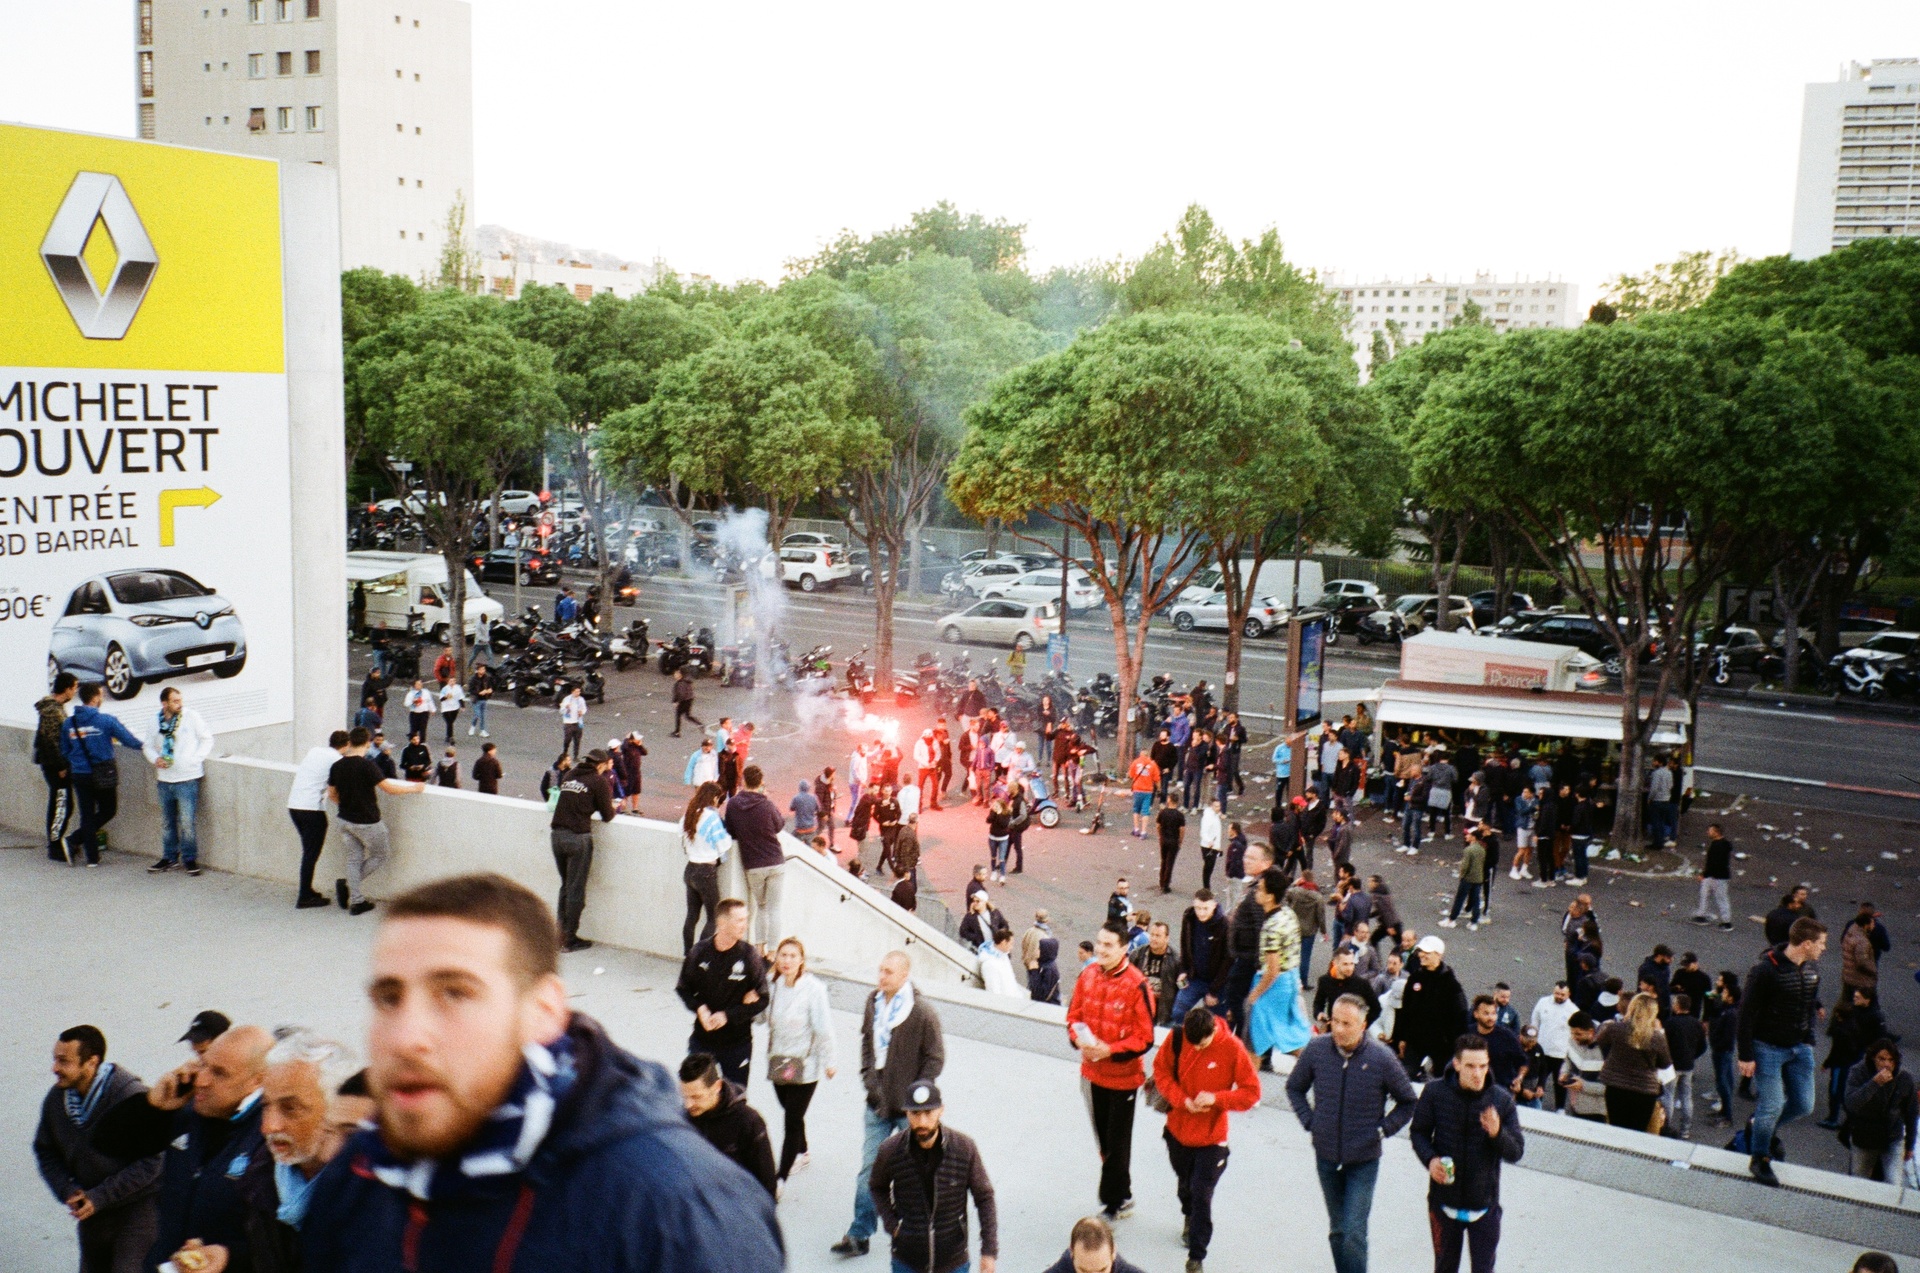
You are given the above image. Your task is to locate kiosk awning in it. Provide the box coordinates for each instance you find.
[1372,680,1688,747]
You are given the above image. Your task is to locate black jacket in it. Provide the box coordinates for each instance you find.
[1845,1059,1920,1154]
[870,1126,997,1273]
[1738,943,1823,1060]
[1313,973,1382,1025]
[689,1081,777,1197]
[1702,836,1733,879]
[1229,890,1265,959]
[861,989,946,1119]
[1408,1069,1525,1212]
[1179,906,1231,997]
[1129,945,1179,1026]
[676,938,769,1051]
[549,763,616,834]
[1765,903,1817,947]
[302,1013,782,1273]
[32,1066,163,1215]
[1393,961,1470,1057]
[1043,1253,1146,1273]
[93,1090,270,1273]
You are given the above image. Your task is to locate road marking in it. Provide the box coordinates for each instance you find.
[1710,704,1836,723]
[1693,765,1918,801]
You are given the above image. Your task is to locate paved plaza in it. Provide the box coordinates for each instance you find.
[0,838,1894,1273]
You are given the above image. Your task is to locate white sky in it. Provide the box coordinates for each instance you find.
[5,1,1919,299]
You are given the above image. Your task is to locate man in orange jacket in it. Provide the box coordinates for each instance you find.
[1068,919,1160,1221]
[1154,1005,1261,1273]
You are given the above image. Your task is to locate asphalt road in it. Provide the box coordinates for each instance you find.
[482,574,1920,819]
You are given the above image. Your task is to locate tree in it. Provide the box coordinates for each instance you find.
[1408,314,1844,847]
[505,285,724,627]
[779,255,1051,687]
[339,269,421,482]
[597,332,882,551]
[349,291,562,679]
[433,192,482,294]
[951,311,1305,760]
[1601,249,1744,319]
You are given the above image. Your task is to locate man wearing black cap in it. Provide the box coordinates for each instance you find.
[868,1082,997,1273]
[181,1011,231,1058]
[549,748,616,953]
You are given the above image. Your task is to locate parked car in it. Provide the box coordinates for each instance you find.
[1695,625,1769,683]
[1168,593,1288,637]
[373,489,445,516]
[936,598,1056,649]
[941,559,1026,600]
[1468,590,1535,627]
[778,546,852,592]
[982,568,1101,612]
[1505,612,1663,677]
[1319,578,1382,602]
[49,569,247,699]
[1322,593,1386,644]
[479,490,543,516]
[1830,631,1920,700]
[468,548,561,586]
[781,531,845,552]
[1389,593,1476,635]
[1773,614,1896,650]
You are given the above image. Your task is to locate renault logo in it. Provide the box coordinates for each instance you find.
[41,172,159,340]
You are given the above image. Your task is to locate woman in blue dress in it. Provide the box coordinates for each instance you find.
[1245,869,1313,1059]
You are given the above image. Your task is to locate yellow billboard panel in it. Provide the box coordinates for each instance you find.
[0,123,284,374]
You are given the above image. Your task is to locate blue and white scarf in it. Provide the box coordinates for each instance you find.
[366,1036,576,1201]
[872,984,914,1069]
[64,1062,116,1125]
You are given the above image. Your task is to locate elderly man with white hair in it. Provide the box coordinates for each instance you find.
[165,1029,369,1273]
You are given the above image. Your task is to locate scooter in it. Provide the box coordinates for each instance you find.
[1023,773,1063,828]
[609,617,649,671]
[842,647,876,704]
[656,627,715,677]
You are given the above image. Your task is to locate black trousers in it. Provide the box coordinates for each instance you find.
[67,779,117,865]
[289,808,328,898]
[78,1197,158,1273]
[1225,955,1258,1039]
[775,1081,818,1178]
[673,700,702,735]
[1200,849,1220,890]
[42,764,72,859]
[694,1035,751,1085]
[1088,1082,1137,1211]
[1165,1134,1230,1260]
[549,829,594,941]
[1158,841,1180,891]
[1430,1203,1501,1273]
[683,861,720,952]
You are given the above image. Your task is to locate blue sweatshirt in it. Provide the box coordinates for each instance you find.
[61,704,145,776]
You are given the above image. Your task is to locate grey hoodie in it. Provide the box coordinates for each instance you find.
[33,1063,163,1211]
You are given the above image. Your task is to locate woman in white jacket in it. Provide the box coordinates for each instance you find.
[765,936,836,1183]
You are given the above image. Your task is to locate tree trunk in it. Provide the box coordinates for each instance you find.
[488,482,502,552]
[1107,583,1142,766]
[1611,652,1647,850]
[907,515,927,601]
[871,529,902,697]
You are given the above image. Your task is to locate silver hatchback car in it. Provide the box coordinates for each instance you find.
[49,568,247,699]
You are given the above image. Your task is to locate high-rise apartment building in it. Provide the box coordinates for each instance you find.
[134,0,474,280]
[1791,58,1920,260]
[1330,273,1580,370]
[477,225,664,302]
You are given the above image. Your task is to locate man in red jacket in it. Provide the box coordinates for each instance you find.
[1153,1006,1261,1273]
[1067,919,1159,1221]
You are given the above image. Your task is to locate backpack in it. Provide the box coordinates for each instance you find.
[1144,1030,1185,1114]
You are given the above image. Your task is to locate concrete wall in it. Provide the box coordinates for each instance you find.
[0,724,979,986]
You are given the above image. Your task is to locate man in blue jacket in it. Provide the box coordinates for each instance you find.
[301,872,781,1273]
[1287,995,1418,1273]
[60,682,147,866]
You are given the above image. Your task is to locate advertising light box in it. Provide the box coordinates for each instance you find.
[0,124,294,732]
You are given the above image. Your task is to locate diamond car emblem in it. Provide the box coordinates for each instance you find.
[41,172,159,340]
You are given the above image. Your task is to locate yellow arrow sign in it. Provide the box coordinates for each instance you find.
[158,487,221,546]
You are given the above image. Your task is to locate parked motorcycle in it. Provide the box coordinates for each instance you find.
[656,626,715,677]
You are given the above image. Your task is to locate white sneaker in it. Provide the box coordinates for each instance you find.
[1532,879,1556,889]
[791,1152,810,1174]
[1406,848,1418,857]
[1508,867,1520,880]
[1439,918,1457,929]
[467,725,475,736]
[1467,921,1479,932]
[1521,867,1534,880]
[481,731,490,738]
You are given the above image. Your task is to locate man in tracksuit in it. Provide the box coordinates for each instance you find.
[1067,919,1159,1221]
[675,899,769,1084]
[1738,917,1828,1187]
[1287,995,1418,1273]
[1409,1035,1525,1273]
[34,672,78,858]
[1153,1007,1260,1272]
[59,682,147,866]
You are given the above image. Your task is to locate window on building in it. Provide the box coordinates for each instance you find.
[139,103,156,139]
[277,106,293,131]
[395,122,402,131]
[397,176,405,185]
[415,178,423,187]
[399,230,406,239]
[306,0,320,15]
[139,0,154,42]
[414,125,421,134]
[574,284,594,301]
[413,71,420,81]
[1546,304,1555,313]
[306,49,320,72]
[417,231,425,240]
[276,0,291,17]
[248,107,266,131]
[277,51,292,74]
[139,50,154,97]
[248,0,261,18]
[306,105,323,130]
[249,53,262,75]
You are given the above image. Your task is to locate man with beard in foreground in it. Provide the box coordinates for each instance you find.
[300,872,781,1272]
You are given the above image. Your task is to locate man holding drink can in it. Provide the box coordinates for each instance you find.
[1408,1033,1525,1273]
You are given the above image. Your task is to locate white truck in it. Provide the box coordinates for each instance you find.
[1398,629,1602,692]
[347,551,504,642]
[1178,558,1324,608]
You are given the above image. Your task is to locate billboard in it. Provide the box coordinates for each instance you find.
[1295,614,1326,726]
[0,125,294,734]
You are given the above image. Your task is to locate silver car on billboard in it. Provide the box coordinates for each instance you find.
[48,568,247,699]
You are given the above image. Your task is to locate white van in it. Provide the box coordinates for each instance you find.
[347,551,504,642]
[1178,559,1323,607]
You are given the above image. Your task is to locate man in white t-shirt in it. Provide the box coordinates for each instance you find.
[436,678,466,744]
[1530,980,1581,1111]
[560,686,587,760]
[288,729,350,909]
